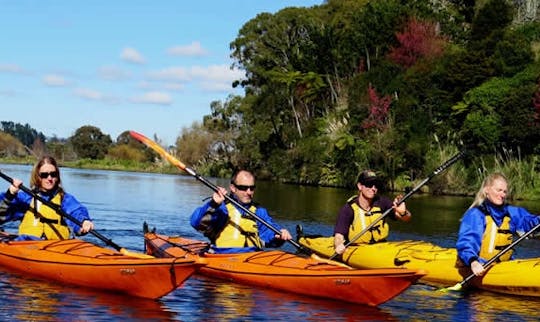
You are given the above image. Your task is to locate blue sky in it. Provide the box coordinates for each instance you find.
[0,0,321,146]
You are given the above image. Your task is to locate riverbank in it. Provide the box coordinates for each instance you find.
[1,156,538,201]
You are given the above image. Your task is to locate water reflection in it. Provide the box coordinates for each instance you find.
[1,163,540,320]
[168,275,397,321]
[0,267,175,321]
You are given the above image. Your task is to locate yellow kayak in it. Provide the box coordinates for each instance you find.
[298,235,540,297]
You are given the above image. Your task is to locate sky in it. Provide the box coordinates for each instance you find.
[0,0,322,146]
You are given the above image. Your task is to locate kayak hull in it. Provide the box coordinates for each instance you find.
[0,234,204,299]
[144,232,426,306]
[299,236,540,297]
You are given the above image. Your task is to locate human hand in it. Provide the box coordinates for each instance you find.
[9,178,22,195]
[471,260,485,276]
[79,220,94,234]
[212,186,227,205]
[277,228,292,240]
[335,243,346,255]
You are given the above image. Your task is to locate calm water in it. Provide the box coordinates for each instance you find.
[1,163,540,321]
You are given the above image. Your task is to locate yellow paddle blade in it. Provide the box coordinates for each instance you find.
[129,131,187,170]
[120,248,155,259]
[438,282,463,293]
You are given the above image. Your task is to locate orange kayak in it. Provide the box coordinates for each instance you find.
[144,231,426,306]
[0,233,205,299]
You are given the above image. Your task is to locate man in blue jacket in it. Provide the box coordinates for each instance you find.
[190,169,292,253]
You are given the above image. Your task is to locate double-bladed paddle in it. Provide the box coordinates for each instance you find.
[328,150,466,260]
[0,170,154,259]
[440,221,540,292]
[129,130,350,267]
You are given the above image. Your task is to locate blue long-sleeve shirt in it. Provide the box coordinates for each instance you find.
[0,188,91,240]
[190,197,284,253]
[456,201,540,265]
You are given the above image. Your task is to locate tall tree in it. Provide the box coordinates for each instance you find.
[69,125,112,159]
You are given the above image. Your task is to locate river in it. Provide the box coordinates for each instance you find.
[0,163,539,321]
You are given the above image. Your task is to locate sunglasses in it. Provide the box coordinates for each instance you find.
[234,184,256,191]
[39,171,59,179]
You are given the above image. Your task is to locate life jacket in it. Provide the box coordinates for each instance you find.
[19,193,70,240]
[213,202,263,248]
[478,204,513,261]
[347,195,389,244]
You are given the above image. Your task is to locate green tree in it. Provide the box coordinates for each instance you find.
[0,121,46,147]
[69,125,112,159]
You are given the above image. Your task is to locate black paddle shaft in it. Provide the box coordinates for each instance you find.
[459,221,540,287]
[0,170,122,251]
[328,150,466,260]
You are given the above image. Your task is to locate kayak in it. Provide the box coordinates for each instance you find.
[0,232,205,299]
[298,235,540,297]
[143,230,426,306]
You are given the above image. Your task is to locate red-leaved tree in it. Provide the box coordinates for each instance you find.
[388,18,447,68]
[362,84,393,130]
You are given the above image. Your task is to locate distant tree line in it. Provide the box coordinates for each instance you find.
[0,123,156,164]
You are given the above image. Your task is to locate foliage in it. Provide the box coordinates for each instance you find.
[69,125,112,160]
[0,121,46,147]
[387,18,447,68]
[0,131,27,158]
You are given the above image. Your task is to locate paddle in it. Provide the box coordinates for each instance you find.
[129,130,338,260]
[0,170,154,259]
[328,150,466,260]
[440,221,540,292]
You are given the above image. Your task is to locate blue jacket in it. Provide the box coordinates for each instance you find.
[0,188,91,240]
[456,201,540,265]
[190,197,285,253]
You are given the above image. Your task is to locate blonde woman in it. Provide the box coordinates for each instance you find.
[456,172,540,276]
[0,156,94,240]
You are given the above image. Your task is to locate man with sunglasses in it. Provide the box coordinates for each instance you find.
[0,156,94,240]
[190,169,292,254]
[333,170,411,255]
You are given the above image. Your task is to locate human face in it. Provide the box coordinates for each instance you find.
[485,178,507,206]
[358,182,378,200]
[38,163,59,192]
[230,171,255,204]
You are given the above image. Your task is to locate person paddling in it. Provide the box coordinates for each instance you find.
[456,172,540,277]
[0,156,94,240]
[333,170,411,255]
[190,169,292,254]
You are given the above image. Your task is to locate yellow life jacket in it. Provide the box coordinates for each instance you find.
[19,193,70,240]
[479,210,513,261]
[214,203,263,248]
[347,195,389,244]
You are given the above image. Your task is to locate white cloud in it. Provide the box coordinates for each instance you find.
[146,64,244,90]
[163,83,185,91]
[74,87,104,100]
[131,91,172,105]
[147,67,191,82]
[74,87,121,104]
[43,74,68,86]
[98,65,131,81]
[191,64,244,82]
[167,41,208,56]
[121,47,146,64]
[0,63,26,74]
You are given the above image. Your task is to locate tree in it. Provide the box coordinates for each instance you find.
[387,18,447,68]
[0,121,46,147]
[69,125,112,159]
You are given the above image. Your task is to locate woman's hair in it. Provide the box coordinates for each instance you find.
[469,172,507,209]
[30,155,63,193]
